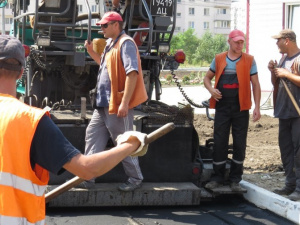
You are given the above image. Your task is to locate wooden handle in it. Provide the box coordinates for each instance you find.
[45,122,175,203]
[281,79,300,116]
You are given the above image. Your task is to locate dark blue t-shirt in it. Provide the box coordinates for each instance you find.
[30,115,80,175]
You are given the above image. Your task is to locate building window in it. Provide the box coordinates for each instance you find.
[177,0,181,3]
[188,21,195,29]
[177,12,181,17]
[217,8,227,14]
[204,8,209,16]
[204,0,209,2]
[5,3,12,9]
[5,18,13,24]
[287,4,300,36]
[175,27,181,31]
[189,8,195,15]
[214,20,230,28]
[78,5,83,12]
[189,0,195,1]
[204,22,209,29]
[91,5,97,12]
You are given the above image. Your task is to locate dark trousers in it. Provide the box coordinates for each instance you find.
[278,118,300,192]
[212,100,249,183]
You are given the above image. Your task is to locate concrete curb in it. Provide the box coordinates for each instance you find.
[240,180,300,224]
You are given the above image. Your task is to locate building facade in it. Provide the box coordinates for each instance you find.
[247,0,300,90]
[0,1,14,34]
[174,0,232,38]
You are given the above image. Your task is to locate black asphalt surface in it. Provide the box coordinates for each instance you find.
[46,195,296,225]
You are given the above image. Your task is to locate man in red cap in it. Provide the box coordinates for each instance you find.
[82,11,148,191]
[203,29,261,191]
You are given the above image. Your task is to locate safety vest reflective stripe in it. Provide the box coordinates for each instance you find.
[213,160,227,165]
[0,172,46,196]
[0,215,45,225]
[231,158,244,164]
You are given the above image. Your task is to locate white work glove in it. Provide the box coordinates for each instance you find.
[116,131,148,157]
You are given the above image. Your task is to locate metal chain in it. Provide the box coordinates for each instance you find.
[171,69,204,108]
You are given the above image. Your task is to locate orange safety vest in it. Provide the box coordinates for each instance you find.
[105,33,148,114]
[209,52,254,111]
[0,94,49,225]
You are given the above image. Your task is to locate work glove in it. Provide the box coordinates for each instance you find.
[116,131,148,157]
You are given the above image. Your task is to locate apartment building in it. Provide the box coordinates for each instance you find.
[0,1,14,34]
[231,0,246,32]
[174,0,232,38]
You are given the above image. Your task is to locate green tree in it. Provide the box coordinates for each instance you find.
[170,28,200,64]
[192,30,228,65]
[170,29,227,66]
[182,75,190,84]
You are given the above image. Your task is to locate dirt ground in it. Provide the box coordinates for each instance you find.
[193,114,286,192]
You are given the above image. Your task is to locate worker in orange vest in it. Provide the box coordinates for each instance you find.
[0,35,147,225]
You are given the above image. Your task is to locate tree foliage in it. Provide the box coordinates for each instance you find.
[170,29,228,65]
[170,28,200,64]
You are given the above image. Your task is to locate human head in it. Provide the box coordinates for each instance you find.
[96,11,123,26]
[0,35,25,72]
[272,29,296,42]
[96,12,123,38]
[228,29,245,42]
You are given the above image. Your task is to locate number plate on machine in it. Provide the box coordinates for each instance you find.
[151,0,174,16]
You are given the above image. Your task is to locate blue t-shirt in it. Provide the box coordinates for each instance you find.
[96,33,139,107]
[210,55,257,98]
[30,115,80,175]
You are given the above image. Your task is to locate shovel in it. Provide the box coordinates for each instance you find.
[45,122,175,203]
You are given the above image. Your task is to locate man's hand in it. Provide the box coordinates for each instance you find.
[84,40,93,53]
[252,107,261,122]
[116,131,148,157]
[274,68,290,79]
[210,88,222,101]
[268,60,278,72]
[117,102,129,117]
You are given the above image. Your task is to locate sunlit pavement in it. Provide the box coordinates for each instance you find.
[157,86,274,116]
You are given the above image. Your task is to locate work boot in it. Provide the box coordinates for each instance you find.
[287,191,300,201]
[273,186,295,196]
[230,182,245,192]
[118,181,141,192]
[205,181,223,189]
[76,181,95,189]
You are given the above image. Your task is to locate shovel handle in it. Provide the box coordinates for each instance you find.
[281,79,300,116]
[45,122,175,203]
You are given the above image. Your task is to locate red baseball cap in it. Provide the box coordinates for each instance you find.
[229,29,245,42]
[96,12,123,25]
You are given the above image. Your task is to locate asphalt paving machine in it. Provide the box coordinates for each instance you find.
[10,0,242,206]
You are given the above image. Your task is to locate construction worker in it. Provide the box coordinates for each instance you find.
[83,12,148,191]
[268,29,300,201]
[0,35,147,225]
[204,29,261,191]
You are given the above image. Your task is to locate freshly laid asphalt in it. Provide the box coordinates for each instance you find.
[46,87,299,224]
[157,86,300,224]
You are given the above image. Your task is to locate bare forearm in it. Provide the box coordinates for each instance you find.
[122,71,138,105]
[251,75,261,109]
[253,83,261,109]
[285,72,300,87]
[87,50,101,65]
[64,137,140,180]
